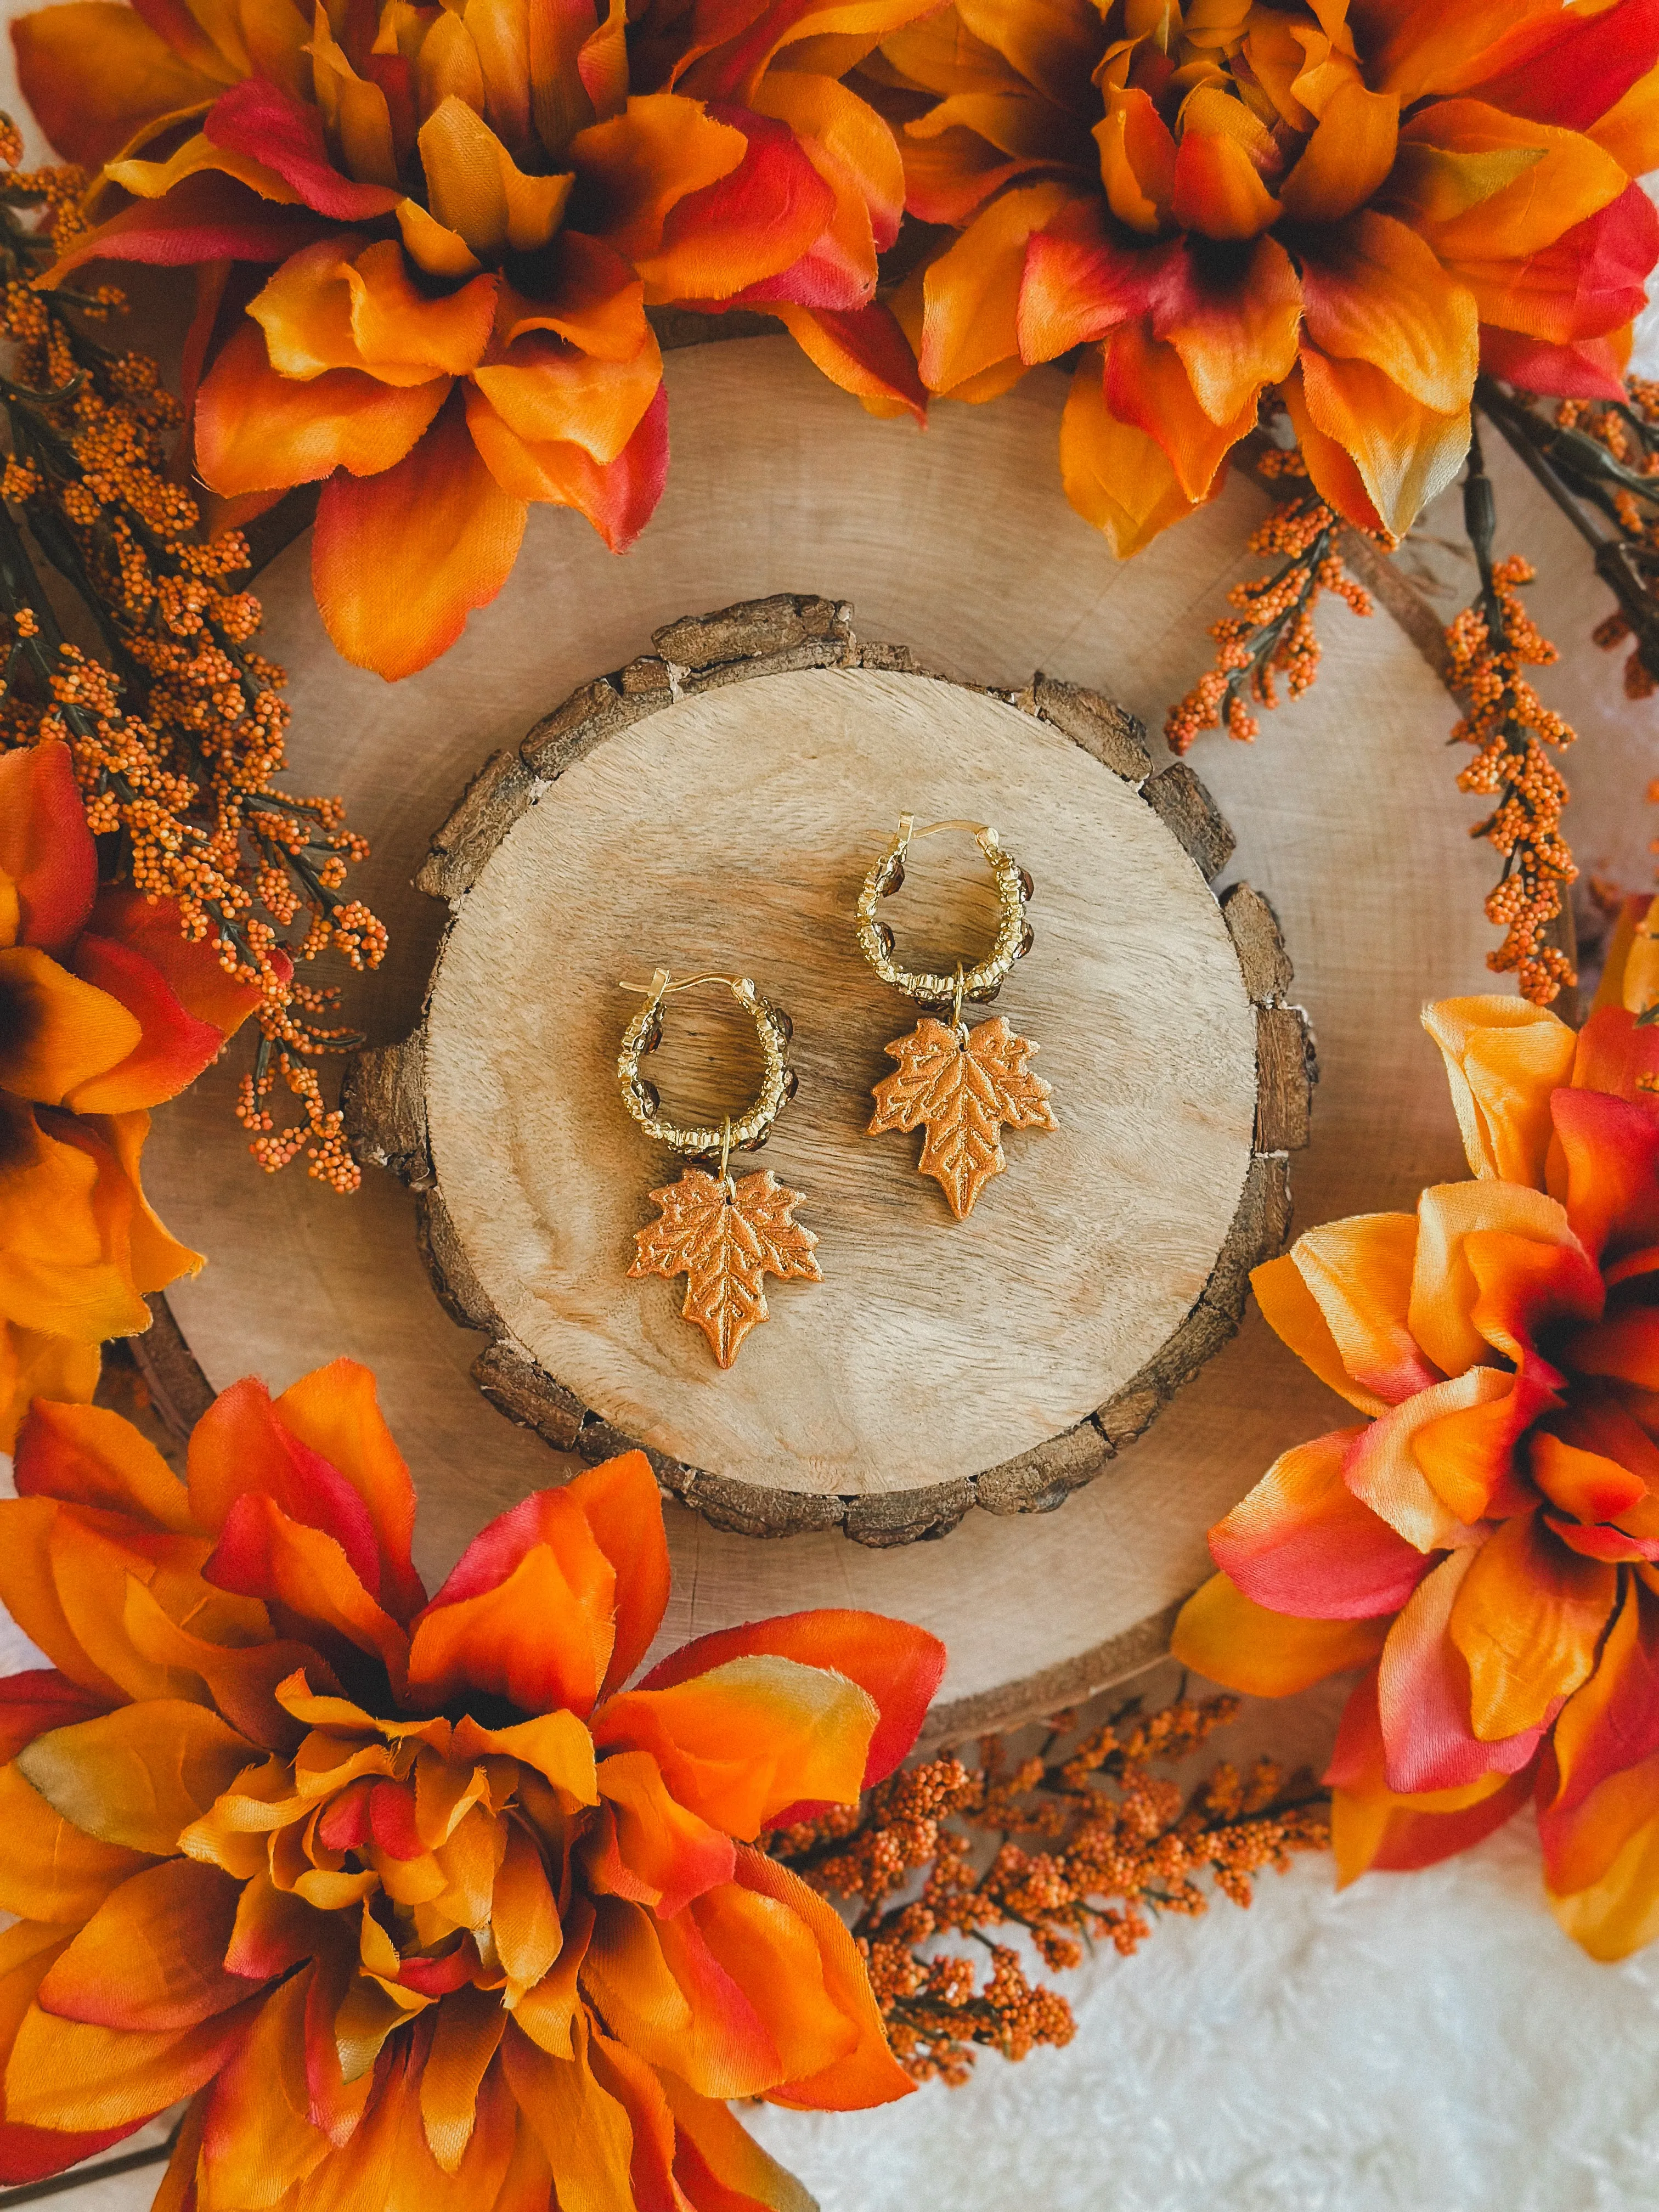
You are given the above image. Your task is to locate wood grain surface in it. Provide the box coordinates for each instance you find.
[137,335,1504,1741]
[380,619,1304,1526]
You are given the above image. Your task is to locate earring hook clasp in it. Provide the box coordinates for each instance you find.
[617,969,754,1002]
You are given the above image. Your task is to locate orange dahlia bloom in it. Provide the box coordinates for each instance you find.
[18,0,932,681]
[871,0,1659,552]
[0,740,263,1447]
[0,1358,944,2205]
[1173,977,1659,1961]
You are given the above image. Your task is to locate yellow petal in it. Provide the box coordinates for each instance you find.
[918,179,1074,396]
[1058,349,1198,557]
[1422,995,1577,1186]
[105,130,298,205]
[18,1701,257,1855]
[0,945,142,1105]
[396,198,484,278]
[1278,80,1398,223]
[1549,1806,1659,1960]
[1171,1571,1389,1695]
[418,95,566,260]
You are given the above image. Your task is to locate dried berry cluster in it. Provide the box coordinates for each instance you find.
[1165,449,1383,755]
[1548,386,1659,701]
[1473,376,1659,711]
[1449,430,1578,1007]
[0,134,383,1189]
[769,1694,1329,2086]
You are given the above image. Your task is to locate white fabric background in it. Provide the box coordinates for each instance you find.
[4,19,1659,2209]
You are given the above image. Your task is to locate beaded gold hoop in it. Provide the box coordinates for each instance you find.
[855,815,1033,1019]
[617,968,819,1367]
[856,818,1056,1221]
[617,968,797,1167]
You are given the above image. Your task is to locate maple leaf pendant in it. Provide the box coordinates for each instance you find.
[628,1167,822,1367]
[869,1014,1057,1220]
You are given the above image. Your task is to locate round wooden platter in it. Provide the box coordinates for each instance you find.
[342,600,1311,1541]
[136,332,1506,1747]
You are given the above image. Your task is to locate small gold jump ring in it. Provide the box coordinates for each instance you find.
[855,814,1033,1008]
[616,968,796,1158]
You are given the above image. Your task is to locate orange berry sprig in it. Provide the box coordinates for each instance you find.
[1450,423,1578,1008]
[1166,449,1383,754]
[1567,383,1659,699]
[1475,375,1659,703]
[767,1691,1329,2087]
[0,128,383,1190]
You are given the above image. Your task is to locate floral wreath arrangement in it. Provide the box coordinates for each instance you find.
[9,0,1659,2204]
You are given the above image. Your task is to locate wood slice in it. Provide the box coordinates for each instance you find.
[342,602,1311,1540]
[132,334,1503,1745]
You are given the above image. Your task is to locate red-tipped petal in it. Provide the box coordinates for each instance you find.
[270,1360,424,1623]
[1545,1575,1659,1841]
[558,1452,670,1696]
[87,889,263,1038]
[43,172,331,285]
[1458,182,1659,349]
[37,1860,248,2029]
[769,302,927,424]
[1326,1666,1534,1882]
[1479,324,1629,400]
[313,397,526,680]
[204,1493,408,1680]
[1552,1086,1659,1266]
[188,1374,385,1595]
[639,1608,945,1798]
[1017,196,1165,364]
[1207,1427,1431,1620]
[0,1668,111,1762]
[590,1750,737,1916]
[648,102,837,304]
[1462,0,1659,130]
[0,741,95,953]
[408,1486,618,1719]
[595,1656,878,1840]
[14,1396,194,1530]
[1377,1548,1551,1793]
[63,933,225,1114]
[466,379,667,552]
[204,76,400,219]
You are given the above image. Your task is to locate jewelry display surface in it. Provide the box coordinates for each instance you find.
[138,335,1500,1744]
[355,624,1300,1533]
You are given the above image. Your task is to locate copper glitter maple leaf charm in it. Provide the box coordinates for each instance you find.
[870,1015,1057,1220]
[629,1167,822,1365]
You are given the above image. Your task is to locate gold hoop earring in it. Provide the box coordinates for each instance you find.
[856,817,1056,1220]
[617,968,820,1366]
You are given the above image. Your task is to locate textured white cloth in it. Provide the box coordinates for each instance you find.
[752,1819,1659,2212]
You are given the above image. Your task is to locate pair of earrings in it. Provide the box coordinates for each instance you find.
[617,816,1056,1367]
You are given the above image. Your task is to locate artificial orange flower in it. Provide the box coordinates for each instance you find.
[0,1357,945,2205]
[1173,969,1659,1961]
[18,0,932,680]
[867,0,1659,554]
[0,739,263,1446]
